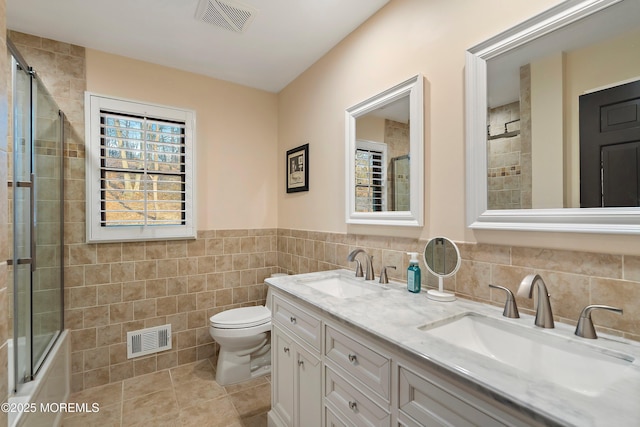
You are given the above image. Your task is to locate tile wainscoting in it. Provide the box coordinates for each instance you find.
[63,228,640,393]
[66,229,278,392]
[278,228,640,343]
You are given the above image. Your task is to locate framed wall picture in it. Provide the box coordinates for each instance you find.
[286,143,309,193]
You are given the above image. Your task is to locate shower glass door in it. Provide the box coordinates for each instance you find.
[391,155,410,211]
[12,54,32,391]
[32,67,64,374]
[11,50,64,391]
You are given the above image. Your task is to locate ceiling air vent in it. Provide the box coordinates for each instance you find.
[195,0,258,33]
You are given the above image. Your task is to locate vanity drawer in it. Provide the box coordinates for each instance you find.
[325,325,390,401]
[398,365,530,427]
[272,293,322,351]
[325,366,390,427]
[325,405,349,427]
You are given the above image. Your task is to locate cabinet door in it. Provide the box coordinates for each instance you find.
[273,326,295,426]
[296,345,322,427]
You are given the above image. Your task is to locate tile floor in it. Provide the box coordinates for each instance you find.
[63,359,270,427]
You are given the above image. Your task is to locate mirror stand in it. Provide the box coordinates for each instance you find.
[427,278,456,302]
[423,237,460,302]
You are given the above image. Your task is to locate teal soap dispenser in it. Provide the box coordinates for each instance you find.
[407,252,421,293]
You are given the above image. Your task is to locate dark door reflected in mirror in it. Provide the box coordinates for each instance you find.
[579,79,640,207]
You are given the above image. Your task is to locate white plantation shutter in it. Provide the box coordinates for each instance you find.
[100,112,186,226]
[355,140,387,212]
[86,93,196,242]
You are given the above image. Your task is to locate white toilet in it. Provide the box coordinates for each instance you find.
[209,288,273,386]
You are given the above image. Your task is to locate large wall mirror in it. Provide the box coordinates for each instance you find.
[346,74,424,226]
[466,0,640,234]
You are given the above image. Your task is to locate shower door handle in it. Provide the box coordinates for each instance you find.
[8,177,36,270]
[30,173,36,272]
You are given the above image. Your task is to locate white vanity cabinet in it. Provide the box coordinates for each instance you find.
[270,294,322,427]
[269,289,544,427]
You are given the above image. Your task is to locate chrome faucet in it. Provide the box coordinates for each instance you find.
[575,304,623,339]
[517,274,554,328]
[489,284,519,318]
[347,249,375,280]
[379,265,396,284]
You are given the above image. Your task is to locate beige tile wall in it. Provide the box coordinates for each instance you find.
[66,229,277,392]
[519,63,532,209]
[487,101,523,210]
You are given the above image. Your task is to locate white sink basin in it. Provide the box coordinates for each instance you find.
[298,275,386,299]
[419,313,634,397]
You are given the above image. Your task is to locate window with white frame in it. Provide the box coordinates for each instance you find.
[85,93,196,242]
[355,140,387,212]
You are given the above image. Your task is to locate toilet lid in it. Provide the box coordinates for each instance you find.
[210,306,271,329]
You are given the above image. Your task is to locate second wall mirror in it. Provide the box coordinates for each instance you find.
[466,0,640,234]
[345,74,424,226]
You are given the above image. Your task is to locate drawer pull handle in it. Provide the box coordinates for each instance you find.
[298,360,304,367]
[348,401,357,411]
[283,347,290,354]
[348,353,357,363]
[290,316,297,324]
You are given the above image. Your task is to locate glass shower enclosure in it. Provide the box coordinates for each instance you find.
[9,41,64,393]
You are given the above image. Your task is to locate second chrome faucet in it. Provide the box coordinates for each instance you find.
[347,248,375,281]
[492,275,624,339]
[517,274,554,328]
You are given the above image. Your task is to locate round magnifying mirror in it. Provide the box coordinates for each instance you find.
[423,236,460,302]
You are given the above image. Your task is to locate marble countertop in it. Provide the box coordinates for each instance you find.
[265,269,640,427]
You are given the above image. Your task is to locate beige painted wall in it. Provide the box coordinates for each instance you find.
[356,115,385,142]
[86,50,279,231]
[277,0,640,255]
[531,53,563,208]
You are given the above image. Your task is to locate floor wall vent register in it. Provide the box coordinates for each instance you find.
[127,324,172,359]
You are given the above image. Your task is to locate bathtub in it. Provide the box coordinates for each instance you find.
[8,330,71,427]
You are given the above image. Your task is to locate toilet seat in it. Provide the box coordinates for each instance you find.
[210,306,271,329]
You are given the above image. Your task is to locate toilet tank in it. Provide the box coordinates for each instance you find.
[265,287,273,311]
[266,273,287,311]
